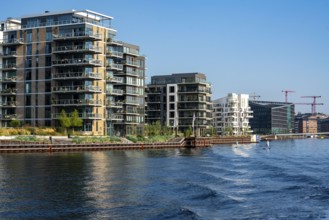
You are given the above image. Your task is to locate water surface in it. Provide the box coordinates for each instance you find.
[0,139,329,219]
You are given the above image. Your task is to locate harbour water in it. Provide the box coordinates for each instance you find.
[0,139,329,219]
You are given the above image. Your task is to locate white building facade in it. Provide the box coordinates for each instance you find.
[213,93,253,136]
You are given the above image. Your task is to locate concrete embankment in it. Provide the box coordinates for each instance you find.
[0,136,258,153]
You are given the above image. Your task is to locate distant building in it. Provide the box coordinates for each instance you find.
[295,113,328,133]
[213,93,253,136]
[0,10,146,136]
[249,101,295,134]
[318,117,329,132]
[146,73,212,135]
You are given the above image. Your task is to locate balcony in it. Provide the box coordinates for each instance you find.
[53,32,102,41]
[0,38,24,45]
[106,39,123,46]
[106,114,124,121]
[178,88,212,94]
[106,50,124,58]
[52,85,102,93]
[124,60,139,67]
[53,45,102,54]
[106,89,124,95]
[106,63,124,71]
[52,72,102,80]
[0,51,18,57]
[52,99,102,106]
[106,76,124,83]
[124,100,140,105]
[52,113,103,120]
[1,114,17,120]
[106,101,123,108]
[147,99,161,103]
[125,70,144,77]
[0,88,17,94]
[52,59,102,67]
[1,77,17,83]
[0,64,17,70]
[0,101,16,107]
[124,49,139,56]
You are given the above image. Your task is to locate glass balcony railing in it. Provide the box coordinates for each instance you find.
[53,32,102,41]
[53,45,102,53]
[52,85,102,93]
[52,72,102,80]
[0,38,24,45]
[52,59,102,66]
[52,99,102,106]
[0,64,17,69]
[106,89,124,95]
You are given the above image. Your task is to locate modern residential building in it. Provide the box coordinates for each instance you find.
[249,101,295,134]
[146,73,212,136]
[213,93,253,136]
[0,10,146,136]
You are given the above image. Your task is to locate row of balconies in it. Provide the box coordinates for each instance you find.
[0,101,16,107]
[52,59,102,66]
[106,50,124,58]
[0,51,17,57]
[0,114,17,119]
[52,85,102,93]
[52,99,102,106]
[0,63,17,70]
[0,88,17,94]
[52,113,103,120]
[0,77,17,82]
[0,38,24,45]
[178,88,212,94]
[53,45,102,54]
[52,72,102,80]
[106,76,124,83]
[52,32,102,41]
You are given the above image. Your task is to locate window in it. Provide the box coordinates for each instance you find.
[170,86,175,93]
[169,95,175,102]
[170,103,175,110]
[170,111,175,118]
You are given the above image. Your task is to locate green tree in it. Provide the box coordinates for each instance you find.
[9,119,20,127]
[224,127,233,136]
[58,109,71,134]
[184,126,193,137]
[70,109,83,133]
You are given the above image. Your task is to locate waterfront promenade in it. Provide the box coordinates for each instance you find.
[0,136,253,153]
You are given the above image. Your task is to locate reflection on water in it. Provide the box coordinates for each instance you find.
[0,139,329,219]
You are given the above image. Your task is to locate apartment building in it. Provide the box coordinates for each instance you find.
[249,101,295,134]
[146,73,212,136]
[213,93,253,136]
[0,10,146,136]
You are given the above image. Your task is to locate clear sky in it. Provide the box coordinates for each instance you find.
[2,0,329,114]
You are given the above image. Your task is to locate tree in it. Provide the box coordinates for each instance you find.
[224,127,233,136]
[70,109,83,133]
[9,119,20,128]
[58,109,71,134]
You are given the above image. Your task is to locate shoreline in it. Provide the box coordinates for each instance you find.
[0,136,327,153]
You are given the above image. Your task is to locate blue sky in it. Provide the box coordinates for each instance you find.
[3,0,329,113]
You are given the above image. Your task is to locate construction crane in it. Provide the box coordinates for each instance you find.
[250,93,260,101]
[295,103,324,114]
[282,90,295,102]
[301,96,323,114]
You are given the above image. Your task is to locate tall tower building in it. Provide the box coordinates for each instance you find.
[0,10,146,136]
